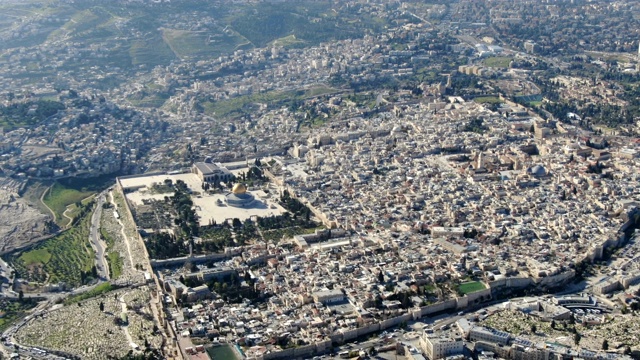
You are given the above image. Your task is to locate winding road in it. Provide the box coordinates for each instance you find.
[39,185,56,223]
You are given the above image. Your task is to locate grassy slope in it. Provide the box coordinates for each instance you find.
[100,211,123,280]
[43,182,94,227]
[12,209,95,286]
[107,252,123,279]
[63,282,113,304]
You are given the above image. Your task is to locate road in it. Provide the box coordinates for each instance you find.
[404,11,431,26]
[89,194,110,280]
[39,184,57,223]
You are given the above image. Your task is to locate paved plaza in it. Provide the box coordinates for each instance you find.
[119,172,287,225]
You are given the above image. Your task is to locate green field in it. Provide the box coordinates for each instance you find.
[100,227,115,248]
[107,252,123,279]
[226,2,388,49]
[127,93,170,108]
[101,221,123,279]
[483,56,512,68]
[64,195,96,223]
[305,85,340,97]
[201,90,296,118]
[162,28,249,59]
[42,174,119,226]
[45,7,116,45]
[129,37,176,66]
[270,34,305,48]
[19,248,52,266]
[457,281,486,294]
[43,182,94,227]
[201,86,340,119]
[10,209,96,287]
[474,96,503,104]
[207,344,239,360]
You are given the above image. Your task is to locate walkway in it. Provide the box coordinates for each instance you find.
[119,296,137,350]
[40,185,56,222]
[109,191,136,271]
[89,195,110,280]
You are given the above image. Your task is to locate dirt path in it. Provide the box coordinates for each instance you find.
[61,208,73,225]
[109,191,135,271]
[119,296,136,349]
[39,185,56,222]
[61,194,97,228]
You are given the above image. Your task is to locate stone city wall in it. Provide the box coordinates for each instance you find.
[417,299,457,318]
[536,269,575,287]
[456,288,493,309]
[488,277,532,291]
[380,313,413,330]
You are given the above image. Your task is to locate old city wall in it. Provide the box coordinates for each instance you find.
[339,328,359,342]
[416,299,457,318]
[536,269,575,287]
[380,313,413,330]
[488,277,532,291]
[455,288,493,309]
[262,347,293,360]
[114,180,152,267]
[334,322,381,343]
[150,253,230,268]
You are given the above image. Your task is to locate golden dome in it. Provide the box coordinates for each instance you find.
[231,183,247,194]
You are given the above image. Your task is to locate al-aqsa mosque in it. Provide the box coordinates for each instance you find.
[225,183,256,208]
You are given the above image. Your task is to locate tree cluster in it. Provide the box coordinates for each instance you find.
[0,100,65,130]
[144,232,189,260]
[462,118,488,134]
[279,190,313,220]
[170,180,199,238]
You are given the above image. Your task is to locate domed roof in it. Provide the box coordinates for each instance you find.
[232,183,247,194]
[530,165,546,177]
